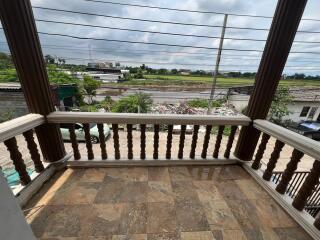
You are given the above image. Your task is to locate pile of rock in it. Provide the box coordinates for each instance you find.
[151,103,242,116]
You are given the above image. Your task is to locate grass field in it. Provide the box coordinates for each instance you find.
[119,74,320,87]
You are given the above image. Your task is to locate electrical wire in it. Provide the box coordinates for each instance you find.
[32,6,320,34]
[35,19,320,44]
[36,31,266,52]
[83,0,320,22]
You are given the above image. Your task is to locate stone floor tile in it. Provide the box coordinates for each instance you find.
[202,200,241,231]
[215,180,247,201]
[25,166,311,239]
[112,234,147,240]
[29,204,93,238]
[103,167,148,182]
[225,199,261,229]
[171,181,199,202]
[242,227,280,240]
[94,181,148,204]
[168,167,192,181]
[80,168,107,183]
[273,227,312,240]
[235,179,270,200]
[175,200,210,232]
[218,166,251,180]
[188,166,218,181]
[147,202,177,233]
[90,203,127,236]
[253,198,297,228]
[222,229,247,240]
[180,231,214,240]
[49,182,100,205]
[148,167,170,182]
[211,230,223,240]
[147,232,180,240]
[147,181,174,203]
[121,203,147,234]
[193,180,223,202]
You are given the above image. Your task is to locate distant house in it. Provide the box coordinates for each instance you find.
[179,69,191,75]
[228,86,320,123]
[0,83,77,119]
[83,62,129,83]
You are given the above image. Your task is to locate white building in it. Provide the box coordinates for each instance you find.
[229,87,320,123]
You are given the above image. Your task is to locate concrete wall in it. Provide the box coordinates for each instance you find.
[229,94,320,123]
[0,91,28,120]
[284,102,320,122]
[228,94,250,113]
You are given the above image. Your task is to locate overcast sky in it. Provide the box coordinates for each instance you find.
[1,0,320,74]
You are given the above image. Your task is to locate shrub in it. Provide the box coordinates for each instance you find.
[187,99,222,108]
[112,93,152,113]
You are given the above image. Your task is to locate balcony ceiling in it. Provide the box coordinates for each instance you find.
[24,165,311,239]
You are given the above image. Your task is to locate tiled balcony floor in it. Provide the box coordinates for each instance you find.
[24,165,311,240]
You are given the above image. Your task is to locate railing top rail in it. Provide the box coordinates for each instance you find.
[254,119,320,160]
[47,111,251,126]
[0,114,44,142]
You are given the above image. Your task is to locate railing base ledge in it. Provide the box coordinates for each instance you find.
[66,158,238,168]
[242,163,320,240]
[14,154,71,207]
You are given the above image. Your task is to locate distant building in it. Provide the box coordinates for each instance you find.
[179,69,191,75]
[0,83,77,119]
[83,62,129,83]
[228,86,320,123]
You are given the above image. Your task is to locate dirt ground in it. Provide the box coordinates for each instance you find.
[0,127,315,174]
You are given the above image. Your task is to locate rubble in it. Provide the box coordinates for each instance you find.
[150,103,242,116]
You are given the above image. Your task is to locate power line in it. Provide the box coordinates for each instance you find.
[3,40,320,61]
[36,19,222,40]
[32,6,320,34]
[84,0,272,19]
[35,19,320,44]
[37,31,266,52]
[83,0,320,22]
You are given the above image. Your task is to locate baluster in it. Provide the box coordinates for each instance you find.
[178,125,186,159]
[213,126,225,158]
[166,125,173,159]
[112,124,120,160]
[224,126,237,158]
[4,137,31,185]
[292,160,320,211]
[68,124,81,160]
[189,125,199,159]
[22,130,44,172]
[153,124,159,160]
[201,125,212,159]
[97,124,107,160]
[262,140,285,181]
[314,212,320,230]
[276,149,304,194]
[83,123,94,160]
[140,124,146,160]
[252,133,270,170]
[127,124,133,160]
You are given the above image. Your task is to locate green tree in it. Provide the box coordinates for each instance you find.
[269,86,292,125]
[45,55,55,64]
[133,69,144,79]
[47,64,84,106]
[112,93,152,113]
[98,96,115,112]
[83,75,101,104]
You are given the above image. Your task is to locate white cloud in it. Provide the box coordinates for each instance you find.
[0,0,319,74]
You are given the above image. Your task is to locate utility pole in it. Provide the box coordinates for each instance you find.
[207,14,228,114]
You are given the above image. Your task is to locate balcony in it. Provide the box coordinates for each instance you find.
[0,112,319,239]
[1,0,319,239]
